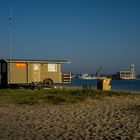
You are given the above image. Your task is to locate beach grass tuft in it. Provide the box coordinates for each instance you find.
[0,88,139,105]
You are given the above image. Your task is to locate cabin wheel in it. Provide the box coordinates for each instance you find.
[42,79,53,88]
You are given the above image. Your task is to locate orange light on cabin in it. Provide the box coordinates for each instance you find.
[16,63,26,68]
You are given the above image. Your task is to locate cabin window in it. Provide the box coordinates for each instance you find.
[16,63,26,68]
[48,64,57,72]
[34,64,40,70]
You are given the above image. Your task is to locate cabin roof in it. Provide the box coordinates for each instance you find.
[2,59,71,64]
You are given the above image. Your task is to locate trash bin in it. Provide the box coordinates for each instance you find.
[97,78,111,91]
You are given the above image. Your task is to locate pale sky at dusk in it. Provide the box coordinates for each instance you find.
[0,0,140,74]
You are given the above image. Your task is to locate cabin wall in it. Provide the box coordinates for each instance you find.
[8,62,40,84]
[8,62,27,83]
[7,62,62,84]
[27,63,33,83]
[41,64,61,83]
[5,62,62,84]
[8,62,34,84]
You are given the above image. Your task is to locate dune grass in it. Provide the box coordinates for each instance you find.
[0,88,139,105]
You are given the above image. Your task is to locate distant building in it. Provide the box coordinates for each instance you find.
[112,64,136,80]
[117,71,136,80]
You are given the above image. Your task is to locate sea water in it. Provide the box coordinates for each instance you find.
[64,78,140,92]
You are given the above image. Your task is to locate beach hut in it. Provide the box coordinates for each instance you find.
[0,59,71,88]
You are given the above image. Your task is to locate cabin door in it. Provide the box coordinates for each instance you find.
[1,62,7,85]
[33,64,41,82]
[0,63,1,84]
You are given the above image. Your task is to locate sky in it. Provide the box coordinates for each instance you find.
[0,0,140,74]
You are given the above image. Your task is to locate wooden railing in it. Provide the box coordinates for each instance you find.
[62,73,71,83]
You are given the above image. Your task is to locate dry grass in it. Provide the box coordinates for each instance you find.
[0,88,139,105]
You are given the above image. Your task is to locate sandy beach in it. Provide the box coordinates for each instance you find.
[0,95,140,140]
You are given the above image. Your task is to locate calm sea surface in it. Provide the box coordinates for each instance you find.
[63,78,140,92]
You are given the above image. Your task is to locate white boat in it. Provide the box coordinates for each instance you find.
[78,73,107,80]
[78,73,91,80]
[78,73,98,80]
